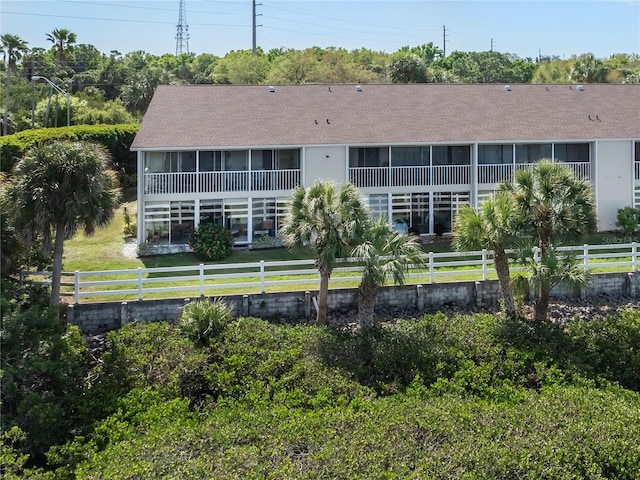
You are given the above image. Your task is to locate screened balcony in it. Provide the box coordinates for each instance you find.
[144,169,301,195]
[349,145,471,188]
[143,149,301,195]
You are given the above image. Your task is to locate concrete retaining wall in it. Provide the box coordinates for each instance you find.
[66,272,639,333]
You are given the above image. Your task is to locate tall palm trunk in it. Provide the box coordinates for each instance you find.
[534,285,550,323]
[3,66,10,135]
[50,225,66,306]
[493,247,516,318]
[356,283,378,329]
[317,268,331,325]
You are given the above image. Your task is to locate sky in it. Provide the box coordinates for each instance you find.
[2,0,639,60]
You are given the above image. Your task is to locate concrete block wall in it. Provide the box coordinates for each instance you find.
[67,272,639,333]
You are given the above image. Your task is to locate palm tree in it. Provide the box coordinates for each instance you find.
[46,28,76,68]
[45,29,76,127]
[453,191,518,318]
[4,140,121,306]
[351,216,426,328]
[1,33,29,135]
[281,180,369,325]
[500,160,596,322]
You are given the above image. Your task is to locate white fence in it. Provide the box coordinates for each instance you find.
[24,243,639,304]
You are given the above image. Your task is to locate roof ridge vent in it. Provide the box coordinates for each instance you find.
[504,85,511,91]
[577,84,584,91]
[268,85,275,93]
[355,85,362,92]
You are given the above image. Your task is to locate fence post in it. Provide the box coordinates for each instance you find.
[632,242,638,272]
[429,252,434,284]
[416,284,424,310]
[583,244,589,272]
[74,270,80,304]
[137,267,143,301]
[482,249,488,281]
[260,260,265,294]
[533,246,540,267]
[199,264,205,297]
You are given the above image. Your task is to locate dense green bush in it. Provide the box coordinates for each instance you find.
[71,385,640,479]
[188,222,234,260]
[0,124,138,179]
[616,206,639,235]
[4,291,640,477]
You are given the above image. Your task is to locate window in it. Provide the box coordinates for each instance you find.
[368,194,389,220]
[200,198,248,243]
[478,144,513,165]
[224,151,248,171]
[349,147,389,168]
[554,143,590,163]
[391,147,429,166]
[252,150,274,171]
[170,201,195,243]
[515,143,551,164]
[199,151,221,172]
[252,198,277,237]
[635,141,640,162]
[432,145,471,165]
[250,149,300,171]
[276,149,300,170]
[145,202,170,244]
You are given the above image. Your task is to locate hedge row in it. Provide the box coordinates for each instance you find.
[0,124,139,185]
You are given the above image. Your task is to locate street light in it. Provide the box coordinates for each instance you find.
[31,76,70,127]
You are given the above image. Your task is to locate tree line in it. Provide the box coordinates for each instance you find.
[2,29,640,134]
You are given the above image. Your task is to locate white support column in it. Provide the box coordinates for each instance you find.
[136,151,145,245]
[301,146,306,187]
[471,143,478,208]
[345,145,350,184]
[593,140,599,227]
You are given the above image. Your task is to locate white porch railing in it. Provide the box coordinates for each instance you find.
[250,169,301,191]
[349,167,389,187]
[478,162,591,185]
[432,165,470,185]
[145,170,301,195]
[24,243,639,304]
[391,166,430,186]
[350,165,470,188]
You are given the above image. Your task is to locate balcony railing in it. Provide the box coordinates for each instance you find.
[145,169,301,195]
[478,162,591,185]
[351,165,471,188]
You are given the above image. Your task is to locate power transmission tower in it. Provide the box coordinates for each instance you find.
[442,25,448,57]
[253,0,262,56]
[176,0,190,55]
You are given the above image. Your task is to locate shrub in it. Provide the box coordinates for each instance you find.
[176,298,233,346]
[188,223,233,260]
[616,206,639,235]
[122,207,136,238]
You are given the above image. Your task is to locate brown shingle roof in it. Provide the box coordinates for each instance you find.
[131,83,640,150]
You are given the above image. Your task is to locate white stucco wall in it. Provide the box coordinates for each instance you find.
[303,146,347,186]
[595,140,634,231]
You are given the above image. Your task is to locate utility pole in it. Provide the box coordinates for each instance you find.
[252,0,262,56]
[175,0,190,55]
[490,38,494,52]
[442,25,448,57]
